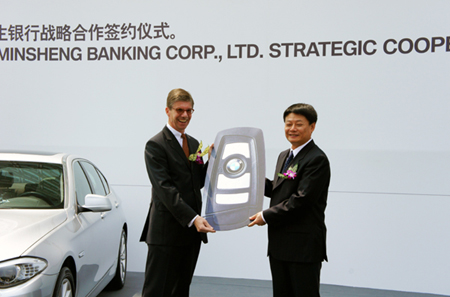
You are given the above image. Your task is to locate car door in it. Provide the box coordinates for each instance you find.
[78,161,119,272]
[72,160,112,297]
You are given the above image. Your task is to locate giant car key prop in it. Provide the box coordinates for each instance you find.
[203,127,265,231]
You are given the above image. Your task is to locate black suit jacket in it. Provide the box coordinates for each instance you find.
[263,140,330,263]
[140,126,208,246]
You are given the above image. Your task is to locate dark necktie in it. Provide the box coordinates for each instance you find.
[181,133,189,158]
[282,151,294,173]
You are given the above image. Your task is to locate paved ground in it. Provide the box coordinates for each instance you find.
[98,272,448,297]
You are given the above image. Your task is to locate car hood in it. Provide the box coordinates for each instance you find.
[0,209,67,261]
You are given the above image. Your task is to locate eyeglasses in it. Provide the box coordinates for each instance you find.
[173,108,194,115]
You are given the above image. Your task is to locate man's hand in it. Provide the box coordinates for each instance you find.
[248,212,266,227]
[194,216,216,233]
[208,143,214,161]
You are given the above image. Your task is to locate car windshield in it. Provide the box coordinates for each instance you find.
[0,161,64,209]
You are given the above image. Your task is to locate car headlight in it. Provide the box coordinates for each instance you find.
[0,257,48,288]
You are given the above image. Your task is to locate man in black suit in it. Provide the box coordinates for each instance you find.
[249,103,330,297]
[140,88,215,297]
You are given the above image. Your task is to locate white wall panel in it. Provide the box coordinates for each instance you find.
[1,1,449,295]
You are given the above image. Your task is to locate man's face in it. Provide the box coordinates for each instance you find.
[284,112,315,149]
[166,101,193,133]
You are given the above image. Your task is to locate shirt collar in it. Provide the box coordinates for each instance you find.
[291,138,312,157]
[166,123,184,147]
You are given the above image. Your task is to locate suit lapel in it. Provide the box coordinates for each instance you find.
[274,149,290,188]
[273,140,316,189]
[186,134,196,159]
[163,126,190,168]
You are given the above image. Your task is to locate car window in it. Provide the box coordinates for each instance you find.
[73,161,92,205]
[96,168,110,195]
[0,161,64,209]
[80,162,107,196]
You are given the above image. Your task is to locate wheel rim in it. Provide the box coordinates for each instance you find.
[60,278,73,297]
[119,232,127,283]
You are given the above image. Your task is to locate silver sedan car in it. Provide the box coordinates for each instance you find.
[0,151,127,297]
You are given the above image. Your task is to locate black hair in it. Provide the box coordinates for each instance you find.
[283,103,317,124]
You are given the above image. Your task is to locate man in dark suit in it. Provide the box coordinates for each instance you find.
[140,88,215,297]
[249,103,330,297]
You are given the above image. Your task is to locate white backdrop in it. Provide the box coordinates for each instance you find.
[1,1,450,295]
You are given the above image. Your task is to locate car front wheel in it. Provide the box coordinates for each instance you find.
[53,266,75,297]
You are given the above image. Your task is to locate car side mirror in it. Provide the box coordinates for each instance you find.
[80,194,112,212]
